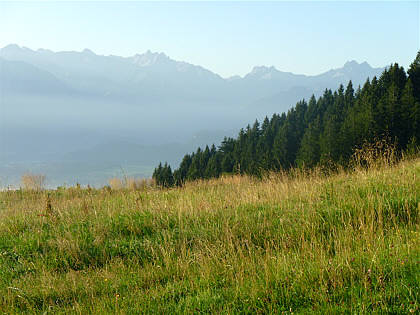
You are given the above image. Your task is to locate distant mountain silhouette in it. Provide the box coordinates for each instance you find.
[0,44,384,105]
[0,44,385,186]
[0,57,70,95]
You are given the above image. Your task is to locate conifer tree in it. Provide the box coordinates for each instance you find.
[408,51,420,103]
[155,53,419,187]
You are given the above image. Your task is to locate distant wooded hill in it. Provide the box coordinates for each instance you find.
[153,52,420,187]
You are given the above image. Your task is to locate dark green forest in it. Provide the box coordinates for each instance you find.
[153,52,420,187]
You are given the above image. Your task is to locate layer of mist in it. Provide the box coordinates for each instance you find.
[0,45,384,187]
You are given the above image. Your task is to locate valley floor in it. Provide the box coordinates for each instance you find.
[0,158,419,313]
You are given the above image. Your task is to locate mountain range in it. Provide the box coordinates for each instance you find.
[1,44,383,105]
[0,44,385,186]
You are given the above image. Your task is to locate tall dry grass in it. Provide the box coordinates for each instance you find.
[20,173,46,191]
[351,137,398,170]
[0,154,418,313]
[108,177,154,190]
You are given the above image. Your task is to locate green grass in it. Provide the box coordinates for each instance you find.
[0,159,419,314]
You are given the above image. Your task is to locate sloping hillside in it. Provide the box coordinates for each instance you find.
[0,158,418,313]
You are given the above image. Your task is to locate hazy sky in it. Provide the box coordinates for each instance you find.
[0,1,418,77]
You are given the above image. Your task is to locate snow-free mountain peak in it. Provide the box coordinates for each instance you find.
[0,44,35,57]
[343,60,372,71]
[1,43,23,53]
[250,65,277,75]
[82,48,96,55]
[344,60,359,68]
[131,50,171,67]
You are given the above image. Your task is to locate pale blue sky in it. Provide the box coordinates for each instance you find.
[0,1,418,77]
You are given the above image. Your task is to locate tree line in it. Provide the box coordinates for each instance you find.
[153,52,420,187]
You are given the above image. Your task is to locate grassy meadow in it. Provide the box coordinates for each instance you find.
[0,158,419,314]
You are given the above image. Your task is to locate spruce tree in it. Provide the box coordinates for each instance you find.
[408,51,420,102]
[155,53,419,187]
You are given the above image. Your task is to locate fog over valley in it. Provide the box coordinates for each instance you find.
[0,44,385,187]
